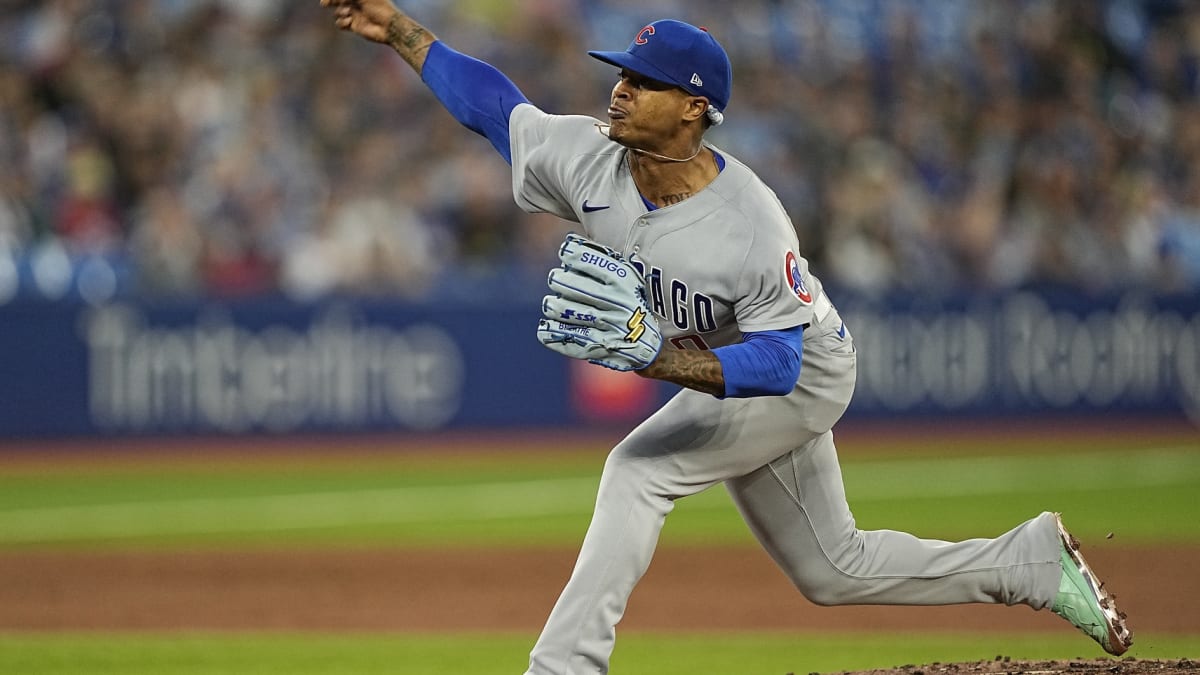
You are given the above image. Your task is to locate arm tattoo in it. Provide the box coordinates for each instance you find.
[386,14,434,72]
[638,349,724,396]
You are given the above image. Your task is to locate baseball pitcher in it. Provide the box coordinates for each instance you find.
[319,2,1133,673]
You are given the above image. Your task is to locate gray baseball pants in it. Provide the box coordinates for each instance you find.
[525,307,1063,675]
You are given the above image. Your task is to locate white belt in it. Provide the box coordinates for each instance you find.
[812,291,833,324]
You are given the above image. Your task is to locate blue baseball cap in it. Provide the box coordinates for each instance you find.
[588,19,732,119]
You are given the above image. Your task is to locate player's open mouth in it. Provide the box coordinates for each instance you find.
[607,107,627,119]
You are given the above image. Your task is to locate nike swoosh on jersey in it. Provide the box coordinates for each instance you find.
[581,200,610,213]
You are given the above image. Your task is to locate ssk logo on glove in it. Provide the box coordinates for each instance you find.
[561,308,597,323]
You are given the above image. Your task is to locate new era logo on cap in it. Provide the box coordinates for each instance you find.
[588,19,733,116]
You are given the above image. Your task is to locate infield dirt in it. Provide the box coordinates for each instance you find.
[0,543,1196,674]
[0,542,1195,633]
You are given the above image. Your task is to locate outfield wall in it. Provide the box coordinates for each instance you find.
[0,290,1197,437]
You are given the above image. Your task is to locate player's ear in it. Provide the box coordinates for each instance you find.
[681,95,710,124]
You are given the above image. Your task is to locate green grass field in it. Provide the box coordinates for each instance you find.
[4,633,1200,675]
[1,428,1197,674]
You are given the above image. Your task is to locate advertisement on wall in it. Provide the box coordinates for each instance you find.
[0,291,1196,438]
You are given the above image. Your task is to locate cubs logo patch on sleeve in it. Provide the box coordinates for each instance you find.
[785,251,813,304]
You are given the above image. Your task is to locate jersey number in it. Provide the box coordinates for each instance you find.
[670,334,710,351]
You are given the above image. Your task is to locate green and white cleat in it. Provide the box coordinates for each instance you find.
[1051,514,1133,656]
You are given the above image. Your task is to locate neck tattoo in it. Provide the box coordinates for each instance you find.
[659,192,692,206]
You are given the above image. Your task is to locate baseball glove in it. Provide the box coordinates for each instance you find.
[536,233,663,371]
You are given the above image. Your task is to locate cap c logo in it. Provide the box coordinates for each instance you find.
[635,25,655,45]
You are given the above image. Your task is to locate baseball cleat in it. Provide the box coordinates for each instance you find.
[1050,513,1133,656]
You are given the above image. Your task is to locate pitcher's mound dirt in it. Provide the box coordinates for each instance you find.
[821,657,1199,675]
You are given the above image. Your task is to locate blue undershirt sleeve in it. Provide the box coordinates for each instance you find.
[711,325,804,398]
[420,41,530,164]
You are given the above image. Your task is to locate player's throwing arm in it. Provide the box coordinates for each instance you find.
[320,0,435,72]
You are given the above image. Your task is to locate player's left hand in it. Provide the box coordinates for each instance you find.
[537,234,662,371]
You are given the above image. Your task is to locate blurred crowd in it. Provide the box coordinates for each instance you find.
[1,0,1199,304]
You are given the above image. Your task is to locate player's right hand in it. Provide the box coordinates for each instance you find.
[319,0,399,45]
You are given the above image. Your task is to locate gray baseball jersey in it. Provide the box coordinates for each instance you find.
[508,103,1064,675]
[511,104,830,352]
